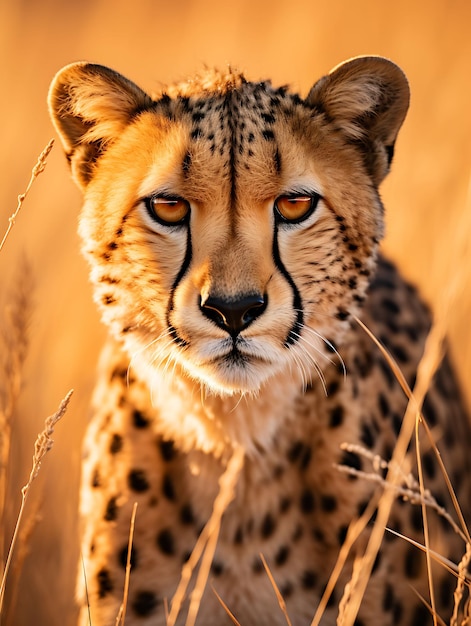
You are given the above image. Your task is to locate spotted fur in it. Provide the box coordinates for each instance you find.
[49,57,470,625]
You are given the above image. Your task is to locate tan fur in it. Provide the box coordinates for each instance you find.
[49,57,470,625]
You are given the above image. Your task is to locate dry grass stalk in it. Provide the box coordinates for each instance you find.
[116,502,138,626]
[336,316,449,626]
[0,139,54,252]
[0,258,34,587]
[166,445,244,626]
[0,389,73,613]
[260,554,293,626]
[211,584,243,626]
[451,543,471,626]
[309,494,380,626]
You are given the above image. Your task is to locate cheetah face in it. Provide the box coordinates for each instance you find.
[49,57,409,395]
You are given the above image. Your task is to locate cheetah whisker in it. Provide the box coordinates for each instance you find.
[290,339,327,395]
[298,322,347,379]
[127,328,174,386]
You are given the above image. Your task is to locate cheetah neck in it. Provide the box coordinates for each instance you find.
[134,356,307,459]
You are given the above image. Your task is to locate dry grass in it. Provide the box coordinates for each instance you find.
[0,145,72,623]
[167,446,244,626]
[0,2,470,624]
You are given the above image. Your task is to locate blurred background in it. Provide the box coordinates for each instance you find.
[0,0,470,624]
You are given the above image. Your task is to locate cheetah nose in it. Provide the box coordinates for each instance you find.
[200,293,267,336]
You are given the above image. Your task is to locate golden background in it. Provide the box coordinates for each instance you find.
[0,1,470,624]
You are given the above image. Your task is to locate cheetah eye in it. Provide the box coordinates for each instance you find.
[145,195,190,226]
[274,194,320,224]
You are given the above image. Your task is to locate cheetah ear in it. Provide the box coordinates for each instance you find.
[306,56,410,184]
[48,62,153,189]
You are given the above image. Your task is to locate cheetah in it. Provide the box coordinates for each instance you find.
[48,56,471,625]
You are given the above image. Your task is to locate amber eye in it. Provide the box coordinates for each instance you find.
[146,195,190,226]
[274,194,320,223]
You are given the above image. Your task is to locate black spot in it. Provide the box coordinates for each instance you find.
[252,557,264,574]
[279,496,292,514]
[329,405,344,428]
[261,112,276,124]
[392,599,403,622]
[391,412,402,436]
[156,529,175,555]
[439,573,455,608]
[128,469,150,492]
[378,358,396,388]
[378,392,390,418]
[118,544,138,569]
[180,503,195,525]
[410,604,431,625]
[104,496,118,521]
[422,450,436,480]
[280,581,293,598]
[103,294,115,305]
[383,583,394,612]
[159,439,176,462]
[273,465,285,479]
[404,545,421,579]
[300,489,316,514]
[372,551,381,573]
[410,505,424,532]
[287,441,311,469]
[107,241,118,250]
[234,526,244,544]
[97,568,113,598]
[360,422,375,448]
[132,409,150,429]
[262,129,275,141]
[340,450,362,475]
[382,298,400,315]
[301,569,317,589]
[320,494,337,512]
[109,433,123,454]
[181,550,191,563]
[337,525,348,545]
[353,352,374,378]
[422,395,438,426]
[211,560,224,576]
[92,468,101,488]
[162,474,176,501]
[261,513,276,539]
[327,380,340,395]
[390,343,409,364]
[111,367,126,381]
[190,128,202,140]
[336,308,350,321]
[275,545,290,566]
[324,338,338,354]
[192,111,205,122]
[132,590,160,617]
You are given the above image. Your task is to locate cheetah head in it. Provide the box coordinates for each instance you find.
[49,57,409,397]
